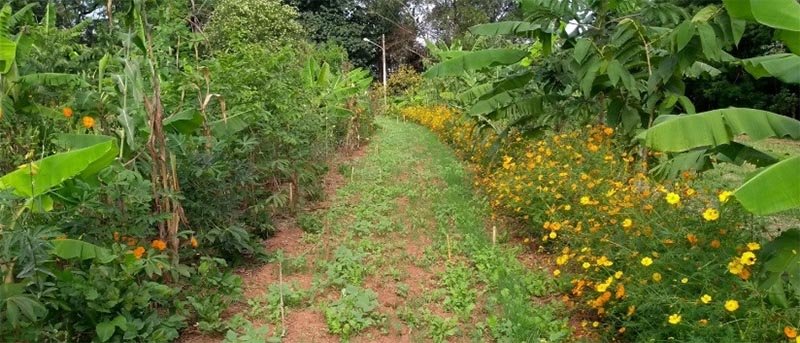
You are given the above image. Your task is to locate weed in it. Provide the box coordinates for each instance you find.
[248,282,306,323]
[297,213,323,234]
[325,246,369,287]
[324,285,384,339]
[441,263,477,317]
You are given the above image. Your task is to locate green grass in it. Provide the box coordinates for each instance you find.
[244,116,571,341]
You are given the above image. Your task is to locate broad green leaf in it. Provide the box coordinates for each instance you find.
[424,49,528,78]
[651,150,708,180]
[741,53,800,84]
[52,239,115,263]
[606,60,626,86]
[642,108,800,153]
[714,141,779,167]
[164,109,203,134]
[0,36,16,74]
[697,22,720,60]
[52,134,116,150]
[457,84,493,104]
[0,140,118,198]
[468,92,515,117]
[469,21,540,36]
[210,115,249,138]
[750,0,800,31]
[775,30,800,54]
[692,5,718,23]
[735,157,800,215]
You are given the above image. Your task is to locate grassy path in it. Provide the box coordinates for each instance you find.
[183,117,571,342]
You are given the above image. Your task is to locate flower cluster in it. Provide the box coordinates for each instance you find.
[401,105,794,341]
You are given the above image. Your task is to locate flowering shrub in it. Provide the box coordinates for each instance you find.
[401,105,799,341]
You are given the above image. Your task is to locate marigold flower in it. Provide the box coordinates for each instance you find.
[553,269,561,277]
[190,236,199,248]
[580,196,591,205]
[680,278,688,284]
[728,259,744,275]
[614,271,624,279]
[665,192,681,205]
[151,239,167,251]
[582,262,591,269]
[724,299,739,312]
[132,246,145,259]
[785,326,798,339]
[686,233,698,245]
[640,257,653,266]
[82,116,95,129]
[718,190,733,203]
[702,208,720,221]
[62,107,74,118]
[603,127,614,136]
[668,314,682,325]
[700,294,712,304]
[747,242,760,251]
[710,239,721,249]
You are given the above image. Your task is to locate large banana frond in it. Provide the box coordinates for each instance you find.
[424,49,528,78]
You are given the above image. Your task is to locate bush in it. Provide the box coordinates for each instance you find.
[205,0,304,52]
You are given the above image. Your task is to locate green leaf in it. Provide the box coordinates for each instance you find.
[642,107,800,153]
[0,283,47,328]
[750,0,800,31]
[96,321,116,342]
[0,36,16,74]
[457,84,493,104]
[606,60,626,86]
[164,109,203,134]
[722,0,754,20]
[0,140,118,198]
[210,114,249,138]
[692,5,719,23]
[735,157,800,215]
[424,49,529,78]
[775,29,800,54]
[714,141,779,167]
[52,239,115,263]
[742,53,800,84]
[468,92,515,117]
[573,38,592,63]
[469,21,540,36]
[758,229,800,304]
[673,21,695,52]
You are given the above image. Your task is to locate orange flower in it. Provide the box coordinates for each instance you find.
[686,233,698,245]
[62,107,74,118]
[710,239,721,249]
[785,326,798,339]
[190,236,199,248]
[151,239,167,251]
[81,116,95,129]
[132,246,145,259]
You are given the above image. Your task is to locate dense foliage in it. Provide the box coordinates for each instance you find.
[0,1,374,341]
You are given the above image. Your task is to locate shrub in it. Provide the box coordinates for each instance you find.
[205,0,304,52]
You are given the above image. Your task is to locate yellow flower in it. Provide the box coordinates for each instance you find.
[740,251,757,266]
[747,242,760,251]
[597,256,613,267]
[580,196,591,205]
[549,231,557,239]
[603,127,614,136]
[614,271,624,279]
[582,262,591,269]
[556,255,569,265]
[640,257,653,267]
[596,283,609,292]
[652,272,662,282]
[728,259,744,275]
[622,218,633,229]
[718,190,733,203]
[81,116,95,129]
[685,188,696,196]
[724,299,739,312]
[553,269,561,277]
[681,278,688,284]
[563,205,572,211]
[700,294,712,304]
[665,192,681,205]
[702,208,720,221]
[668,313,682,325]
